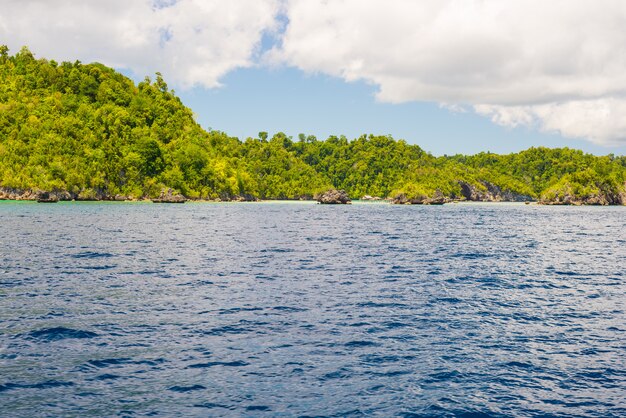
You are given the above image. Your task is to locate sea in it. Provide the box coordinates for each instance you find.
[0,201,624,417]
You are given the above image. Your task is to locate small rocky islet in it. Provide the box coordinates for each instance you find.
[151,188,187,203]
[315,189,352,204]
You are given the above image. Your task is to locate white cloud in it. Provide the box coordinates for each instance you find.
[3,0,626,145]
[0,0,280,89]
[476,100,626,146]
[272,0,626,145]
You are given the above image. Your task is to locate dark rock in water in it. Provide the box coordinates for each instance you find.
[36,192,59,203]
[391,194,407,204]
[391,194,424,205]
[152,188,187,203]
[315,189,351,204]
[423,190,447,205]
[36,190,72,203]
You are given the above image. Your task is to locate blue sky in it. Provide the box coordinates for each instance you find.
[4,0,626,156]
[176,66,626,156]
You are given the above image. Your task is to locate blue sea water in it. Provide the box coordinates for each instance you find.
[0,201,624,417]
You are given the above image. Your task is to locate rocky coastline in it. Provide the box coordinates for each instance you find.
[390,180,626,205]
[539,192,626,206]
[0,186,260,203]
[391,181,534,205]
[457,181,534,202]
[2,183,625,205]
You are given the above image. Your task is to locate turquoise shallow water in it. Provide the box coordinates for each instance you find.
[0,201,625,417]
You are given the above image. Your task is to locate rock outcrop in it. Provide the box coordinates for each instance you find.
[619,185,626,205]
[392,190,447,205]
[423,190,447,205]
[391,194,418,204]
[540,192,622,206]
[0,187,74,201]
[315,189,351,204]
[458,181,534,202]
[229,193,259,202]
[0,186,126,201]
[152,188,187,203]
[36,192,59,203]
[0,187,37,200]
[539,181,626,206]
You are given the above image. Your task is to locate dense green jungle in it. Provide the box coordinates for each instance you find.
[1,46,625,204]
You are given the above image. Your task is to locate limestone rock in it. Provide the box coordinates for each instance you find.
[230,194,259,202]
[152,188,187,203]
[458,181,533,202]
[36,191,59,203]
[315,189,351,204]
[423,190,447,205]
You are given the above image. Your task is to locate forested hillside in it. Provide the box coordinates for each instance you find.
[1,46,625,204]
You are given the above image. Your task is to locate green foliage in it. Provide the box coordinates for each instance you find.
[540,168,625,203]
[0,46,245,199]
[241,133,330,199]
[1,46,625,203]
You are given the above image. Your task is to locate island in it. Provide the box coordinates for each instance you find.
[1,46,625,205]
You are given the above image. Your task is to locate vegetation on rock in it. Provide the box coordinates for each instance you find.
[1,47,625,204]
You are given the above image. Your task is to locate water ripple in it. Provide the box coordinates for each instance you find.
[1,202,625,417]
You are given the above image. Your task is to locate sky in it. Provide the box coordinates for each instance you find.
[2,0,626,156]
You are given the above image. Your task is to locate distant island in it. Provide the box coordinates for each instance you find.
[1,46,625,205]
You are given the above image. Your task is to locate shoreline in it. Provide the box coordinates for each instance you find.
[1,198,625,207]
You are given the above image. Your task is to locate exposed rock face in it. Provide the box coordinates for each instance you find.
[393,181,534,205]
[391,194,419,204]
[539,181,626,206]
[540,192,619,206]
[0,187,74,201]
[361,195,382,201]
[152,188,187,203]
[458,181,534,202]
[315,189,351,204]
[75,189,102,201]
[423,190,447,205]
[392,190,447,205]
[0,187,37,200]
[619,184,626,205]
[0,186,114,201]
[229,194,259,202]
[36,192,59,203]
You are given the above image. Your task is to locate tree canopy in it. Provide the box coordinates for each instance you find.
[1,46,625,204]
